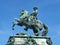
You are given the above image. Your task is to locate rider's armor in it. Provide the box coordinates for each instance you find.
[28,15,37,25]
[29,7,38,25]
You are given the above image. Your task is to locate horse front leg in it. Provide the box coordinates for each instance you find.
[12,19,19,30]
[12,23,15,30]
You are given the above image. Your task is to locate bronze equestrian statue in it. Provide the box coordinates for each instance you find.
[12,7,48,36]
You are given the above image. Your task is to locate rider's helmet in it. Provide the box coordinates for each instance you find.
[33,7,38,16]
[33,7,38,10]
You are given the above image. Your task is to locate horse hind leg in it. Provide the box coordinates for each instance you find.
[42,24,48,36]
[34,32,39,36]
[33,26,40,36]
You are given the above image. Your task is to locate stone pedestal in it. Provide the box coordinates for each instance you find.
[6,34,52,45]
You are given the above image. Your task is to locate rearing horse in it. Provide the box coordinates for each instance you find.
[12,10,48,36]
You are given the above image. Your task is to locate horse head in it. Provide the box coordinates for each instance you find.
[20,10,30,19]
[12,10,30,30]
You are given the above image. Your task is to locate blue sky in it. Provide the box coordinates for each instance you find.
[0,0,60,45]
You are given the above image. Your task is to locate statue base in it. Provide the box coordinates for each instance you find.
[6,33,52,45]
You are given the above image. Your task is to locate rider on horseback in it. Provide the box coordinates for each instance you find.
[24,7,38,31]
[31,7,38,19]
[12,7,48,36]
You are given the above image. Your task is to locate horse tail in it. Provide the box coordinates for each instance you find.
[42,24,48,36]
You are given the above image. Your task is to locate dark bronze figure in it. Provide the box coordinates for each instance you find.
[12,7,48,36]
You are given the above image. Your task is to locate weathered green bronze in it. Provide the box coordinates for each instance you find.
[12,7,48,36]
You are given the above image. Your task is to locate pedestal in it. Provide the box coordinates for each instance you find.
[6,34,52,45]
